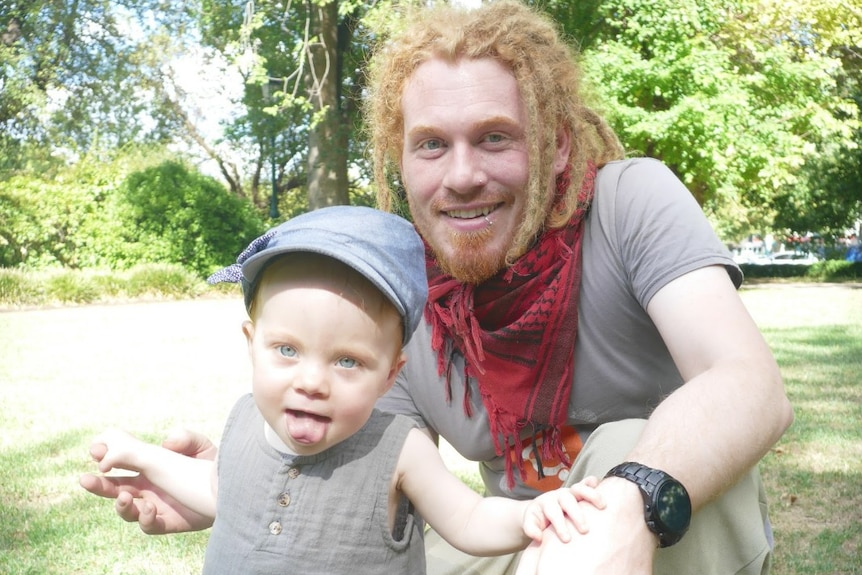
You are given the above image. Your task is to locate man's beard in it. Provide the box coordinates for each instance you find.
[432,229,507,285]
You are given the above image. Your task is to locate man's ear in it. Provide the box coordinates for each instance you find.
[554,127,572,175]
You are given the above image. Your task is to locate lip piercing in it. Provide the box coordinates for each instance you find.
[484,215,493,226]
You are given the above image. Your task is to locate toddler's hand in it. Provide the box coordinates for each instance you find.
[523,475,606,543]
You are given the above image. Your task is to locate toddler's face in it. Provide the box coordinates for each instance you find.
[244,263,403,456]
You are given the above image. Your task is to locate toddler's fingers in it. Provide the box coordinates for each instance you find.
[569,483,605,509]
[543,497,574,543]
[557,493,593,535]
[89,441,108,462]
[523,516,545,542]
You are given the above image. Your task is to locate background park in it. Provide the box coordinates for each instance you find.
[1,0,861,573]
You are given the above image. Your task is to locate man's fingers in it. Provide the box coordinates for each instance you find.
[136,500,165,534]
[79,473,132,499]
[115,491,143,523]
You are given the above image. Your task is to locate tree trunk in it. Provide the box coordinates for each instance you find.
[306,0,349,210]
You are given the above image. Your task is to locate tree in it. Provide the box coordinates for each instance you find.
[766,0,862,239]
[0,0,198,175]
[198,0,396,212]
[535,0,860,240]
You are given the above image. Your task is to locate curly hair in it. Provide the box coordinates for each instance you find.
[364,0,624,262]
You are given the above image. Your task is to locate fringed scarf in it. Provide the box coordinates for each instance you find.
[424,163,596,488]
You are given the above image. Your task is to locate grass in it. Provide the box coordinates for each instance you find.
[1,283,860,574]
[742,285,862,574]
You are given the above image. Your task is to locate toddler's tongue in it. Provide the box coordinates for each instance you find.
[285,410,329,445]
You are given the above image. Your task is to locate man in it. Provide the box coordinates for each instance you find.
[82,2,792,573]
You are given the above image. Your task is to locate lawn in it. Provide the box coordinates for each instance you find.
[1,284,860,574]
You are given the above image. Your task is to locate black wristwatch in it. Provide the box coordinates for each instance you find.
[605,462,692,548]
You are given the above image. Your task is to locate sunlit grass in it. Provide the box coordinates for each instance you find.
[1,284,860,573]
[745,286,862,574]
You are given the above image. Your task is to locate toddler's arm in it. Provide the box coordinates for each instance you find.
[398,428,604,556]
[88,429,217,518]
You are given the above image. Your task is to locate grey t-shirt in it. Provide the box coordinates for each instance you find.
[377,158,741,498]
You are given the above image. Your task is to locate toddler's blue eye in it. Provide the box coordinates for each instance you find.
[278,345,297,357]
[338,357,357,368]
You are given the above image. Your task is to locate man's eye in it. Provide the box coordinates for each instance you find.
[337,357,358,368]
[485,133,505,143]
[277,345,297,358]
[420,139,444,151]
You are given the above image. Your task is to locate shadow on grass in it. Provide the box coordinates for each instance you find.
[760,324,862,575]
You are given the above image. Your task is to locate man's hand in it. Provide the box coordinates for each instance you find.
[525,477,658,575]
[79,429,217,534]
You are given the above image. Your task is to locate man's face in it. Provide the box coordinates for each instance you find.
[399,57,530,284]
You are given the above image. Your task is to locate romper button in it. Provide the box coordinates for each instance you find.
[269,521,282,535]
[277,492,291,507]
[287,466,301,479]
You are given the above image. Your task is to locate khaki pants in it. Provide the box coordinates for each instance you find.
[426,419,773,575]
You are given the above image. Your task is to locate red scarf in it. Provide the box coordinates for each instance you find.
[424,164,596,487]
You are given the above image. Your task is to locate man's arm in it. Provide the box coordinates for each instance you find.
[526,266,793,573]
[636,265,792,504]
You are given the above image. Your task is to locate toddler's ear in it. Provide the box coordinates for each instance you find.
[382,353,407,396]
[242,320,255,354]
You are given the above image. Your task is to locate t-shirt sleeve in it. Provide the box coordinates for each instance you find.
[609,158,741,308]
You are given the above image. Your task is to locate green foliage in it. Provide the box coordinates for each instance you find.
[3,0,860,246]
[772,131,862,239]
[740,263,811,280]
[0,268,37,306]
[807,260,862,281]
[0,0,199,166]
[548,0,860,240]
[0,150,266,276]
[739,261,862,281]
[0,265,207,308]
[124,264,206,298]
[0,173,99,268]
[199,0,387,209]
[45,273,102,305]
[108,161,265,276]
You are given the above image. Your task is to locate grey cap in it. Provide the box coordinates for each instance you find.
[208,206,428,345]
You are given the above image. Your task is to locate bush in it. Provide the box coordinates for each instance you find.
[0,175,98,268]
[807,260,862,281]
[740,263,810,280]
[0,269,44,306]
[0,266,209,308]
[110,161,264,277]
[45,272,101,304]
[125,264,204,299]
[0,152,266,276]
[739,261,862,282]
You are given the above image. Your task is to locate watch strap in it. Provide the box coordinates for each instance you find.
[605,461,691,548]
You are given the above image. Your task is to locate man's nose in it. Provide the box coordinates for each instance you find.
[442,143,487,194]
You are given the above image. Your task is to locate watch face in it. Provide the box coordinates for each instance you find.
[656,481,692,532]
